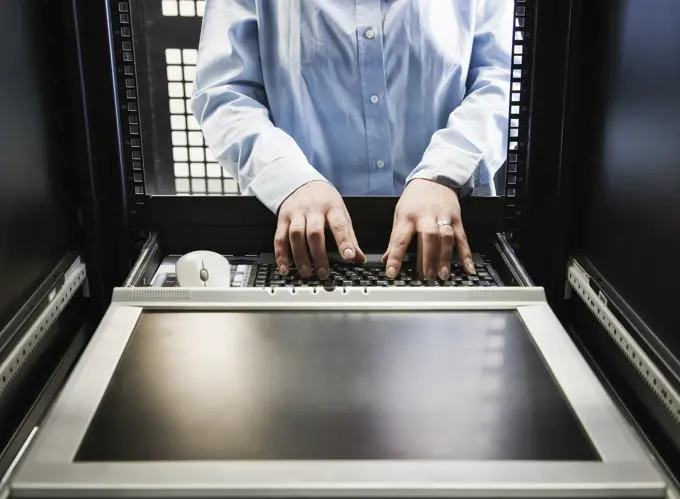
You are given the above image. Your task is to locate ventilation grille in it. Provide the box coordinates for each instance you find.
[468,289,530,302]
[162,0,204,17]
[0,265,86,399]
[568,263,680,424]
[130,288,193,301]
[165,48,239,196]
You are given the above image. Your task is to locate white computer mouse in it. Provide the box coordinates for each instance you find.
[175,251,231,288]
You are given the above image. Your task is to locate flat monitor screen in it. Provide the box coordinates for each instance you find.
[76,310,597,462]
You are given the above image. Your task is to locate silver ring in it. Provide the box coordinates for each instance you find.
[436,220,452,229]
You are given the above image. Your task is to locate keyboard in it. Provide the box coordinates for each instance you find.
[253,262,498,288]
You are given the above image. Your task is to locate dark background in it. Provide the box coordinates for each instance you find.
[574,0,680,361]
[0,0,72,333]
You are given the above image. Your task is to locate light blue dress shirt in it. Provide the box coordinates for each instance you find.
[192,0,512,213]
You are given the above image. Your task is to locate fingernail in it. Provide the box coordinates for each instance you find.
[280,265,288,276]
[466,261,476,275]
[439,267,450,280]
[300,265,311,277]
[317,268,328,280]
[428,268,436,279]
[343,248,355,260]
[386,266,397,279]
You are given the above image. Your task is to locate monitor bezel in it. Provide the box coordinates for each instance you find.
[11,289,663,498]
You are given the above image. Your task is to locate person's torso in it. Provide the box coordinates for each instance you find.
[256,0,477,195]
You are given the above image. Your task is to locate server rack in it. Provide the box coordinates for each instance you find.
[0,0,678,495]
[556,0,680,484]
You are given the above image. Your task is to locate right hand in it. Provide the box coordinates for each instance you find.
[275,181,366,280]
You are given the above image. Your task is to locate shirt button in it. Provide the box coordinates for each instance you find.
[376,160,385,169]
[365,28,375,39]
[370,95,380,104]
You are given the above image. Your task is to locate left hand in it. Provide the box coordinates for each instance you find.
[383,179,476,280]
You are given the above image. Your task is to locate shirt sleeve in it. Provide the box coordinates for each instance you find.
[406,0,513,194]
[191,0,327,213]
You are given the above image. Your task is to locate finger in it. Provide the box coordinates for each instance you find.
[306,214,330,280]
[454,224,475,275]
[327,208,358,261]
[289,215,312,277]
[437,223,455,280]
[417,218,439,279]
[385,221,415,279]
[274,219,291,275]
[347,221,367,263]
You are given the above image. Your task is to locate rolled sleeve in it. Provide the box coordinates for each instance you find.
[407,148,481,197]
[192,0,327,213]
[407,0,512,195]
[246,158,329,214]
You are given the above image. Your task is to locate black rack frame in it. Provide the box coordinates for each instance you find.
[552,0,680,483]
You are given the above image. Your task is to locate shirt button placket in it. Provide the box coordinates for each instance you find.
[356,1,392,194]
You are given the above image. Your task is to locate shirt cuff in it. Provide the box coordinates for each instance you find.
[407,149,481,197]
[246,158,329,214]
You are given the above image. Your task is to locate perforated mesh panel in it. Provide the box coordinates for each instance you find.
[165,48,239,195]
[162,0,204,17]
[130,288,192,301]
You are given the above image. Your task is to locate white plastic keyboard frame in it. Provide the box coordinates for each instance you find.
[11,287,665,498]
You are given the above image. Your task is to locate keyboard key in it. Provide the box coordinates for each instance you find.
[259,261,497,288]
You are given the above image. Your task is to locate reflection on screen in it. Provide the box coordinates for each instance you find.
[149,1,517,198]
